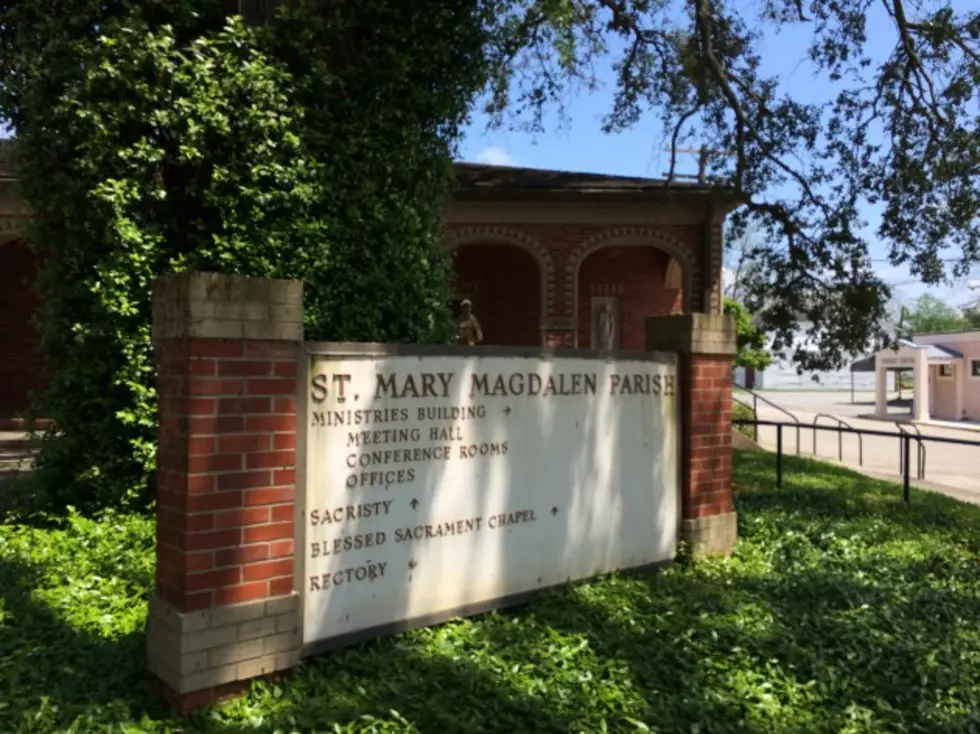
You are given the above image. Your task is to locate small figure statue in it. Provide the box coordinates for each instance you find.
[456,299,483,346]
[598,302,616,350]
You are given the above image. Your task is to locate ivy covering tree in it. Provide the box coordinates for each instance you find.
[0,0,489,511]
[484,0,980,370]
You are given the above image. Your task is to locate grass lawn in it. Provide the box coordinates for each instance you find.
[2,452,980,733]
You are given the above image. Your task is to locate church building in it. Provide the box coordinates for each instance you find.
[0,142,741,418]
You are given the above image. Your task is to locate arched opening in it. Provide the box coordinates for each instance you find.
[451,243,543,347]
[576,246,683,350]
[0,239,45,416]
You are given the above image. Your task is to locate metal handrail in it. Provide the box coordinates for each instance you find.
[733,418,980,504]
[733,386,802,454]
[812,413,864,466]
[896,422,926,480]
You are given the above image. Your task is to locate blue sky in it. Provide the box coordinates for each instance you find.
[458,6,980,311]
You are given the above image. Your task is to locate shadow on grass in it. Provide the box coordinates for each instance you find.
[201,636,586,733]
[500,453,980,730]
[5,449,980,732]
[0,523,583,732]
[187,453,980,731]
[733,450,980,542]
[0,553,172,731]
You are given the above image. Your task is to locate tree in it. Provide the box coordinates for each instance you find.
[0,0,489,511]
[483,0,980,371]
[723,297,771,371]
[965,278,980,326]
[901,293,971,334]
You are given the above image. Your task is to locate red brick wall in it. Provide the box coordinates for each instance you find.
[452,243,542,346]
[486,223,699,315]
[576,246,682,350]
[681,354,734,520]
[448,222,702,348]
[155,338,297,613]
[0,241,45,416]
[0,221,707,414]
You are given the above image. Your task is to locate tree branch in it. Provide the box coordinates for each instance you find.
[666,106,700,182]
[692,0,747,188]
[884,0,947,125]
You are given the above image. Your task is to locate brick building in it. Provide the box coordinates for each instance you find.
[0,143,740,418]
[447,164,737,351]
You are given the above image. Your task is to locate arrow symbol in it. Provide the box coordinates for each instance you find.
[551,507,559,516]
[409,559,418,569]
[503,406,511,415]
[410,498,419,509]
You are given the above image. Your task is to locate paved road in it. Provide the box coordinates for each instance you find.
[739,390,980,505]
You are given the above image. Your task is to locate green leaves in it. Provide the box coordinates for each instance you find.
[483,0,980,372]
[0,0,487,512]
[724,297,771,371]
[4,453,980,731]
[899,293,976,335]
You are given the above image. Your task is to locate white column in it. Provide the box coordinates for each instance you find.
[875,366,888,417]
[955,361,965,421]
[912,349,930,421]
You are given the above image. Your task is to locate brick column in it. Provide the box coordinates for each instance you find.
[147,272,304,713]
[646,313,738,556]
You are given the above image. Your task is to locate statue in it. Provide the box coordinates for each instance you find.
[456,299,483,346]
[598,302,617,350]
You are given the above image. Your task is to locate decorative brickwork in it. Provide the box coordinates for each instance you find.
[446,222,703,349]
[645,313,738,556]
[447,225,555,317]
[149,272,303,711]
[566,226,700,316]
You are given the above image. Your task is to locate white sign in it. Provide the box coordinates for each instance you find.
[880,355,916,367]
[298,347,679,649]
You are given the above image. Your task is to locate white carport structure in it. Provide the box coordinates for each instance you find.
[874,340,963,421]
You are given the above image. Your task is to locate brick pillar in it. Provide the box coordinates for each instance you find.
[147,272,304,712]
[646,313,738,556]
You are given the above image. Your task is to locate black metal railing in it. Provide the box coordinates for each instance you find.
[733,387,802,454]
[812,413,864,466]
[896,422,926,480]
[733,418,980,504]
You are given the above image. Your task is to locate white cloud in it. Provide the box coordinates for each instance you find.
[474,146,518,167]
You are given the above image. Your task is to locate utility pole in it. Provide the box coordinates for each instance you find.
[662,145,734,183]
